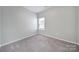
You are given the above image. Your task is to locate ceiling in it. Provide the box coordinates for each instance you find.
[24,6,51,13]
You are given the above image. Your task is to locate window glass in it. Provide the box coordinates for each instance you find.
[39,17,45,30]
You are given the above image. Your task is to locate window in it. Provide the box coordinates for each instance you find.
[39,17,45,30]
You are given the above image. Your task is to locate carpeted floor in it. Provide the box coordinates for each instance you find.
[0,34,79,52]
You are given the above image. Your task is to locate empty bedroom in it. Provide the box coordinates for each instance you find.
[0,6,79,52]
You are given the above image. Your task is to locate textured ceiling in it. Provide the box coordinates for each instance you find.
[24,6,51,13]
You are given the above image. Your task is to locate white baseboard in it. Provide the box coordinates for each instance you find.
[1,34,37,47]
[40,33,79,46]
[1,33,79,47]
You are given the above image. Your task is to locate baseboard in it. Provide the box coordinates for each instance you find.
[40,33,79,46]
[1,33,79,47]
[1,33,37,47]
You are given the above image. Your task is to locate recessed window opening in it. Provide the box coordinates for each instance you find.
[39,17,45,30]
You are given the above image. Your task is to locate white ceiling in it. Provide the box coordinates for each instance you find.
[24,6,51,13]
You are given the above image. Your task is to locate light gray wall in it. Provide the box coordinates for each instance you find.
[38,7,77,43]
[0,7,2,45]
[1,7,37,45]
[77,7,79,44]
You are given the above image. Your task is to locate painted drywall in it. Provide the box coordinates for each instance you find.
[77,7,79,44]
[0,7,2,45]
[1,7,37,45]
[38,7,77,43]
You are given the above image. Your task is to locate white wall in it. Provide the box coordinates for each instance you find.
[1,7,37,45]
[38,7,77,43]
